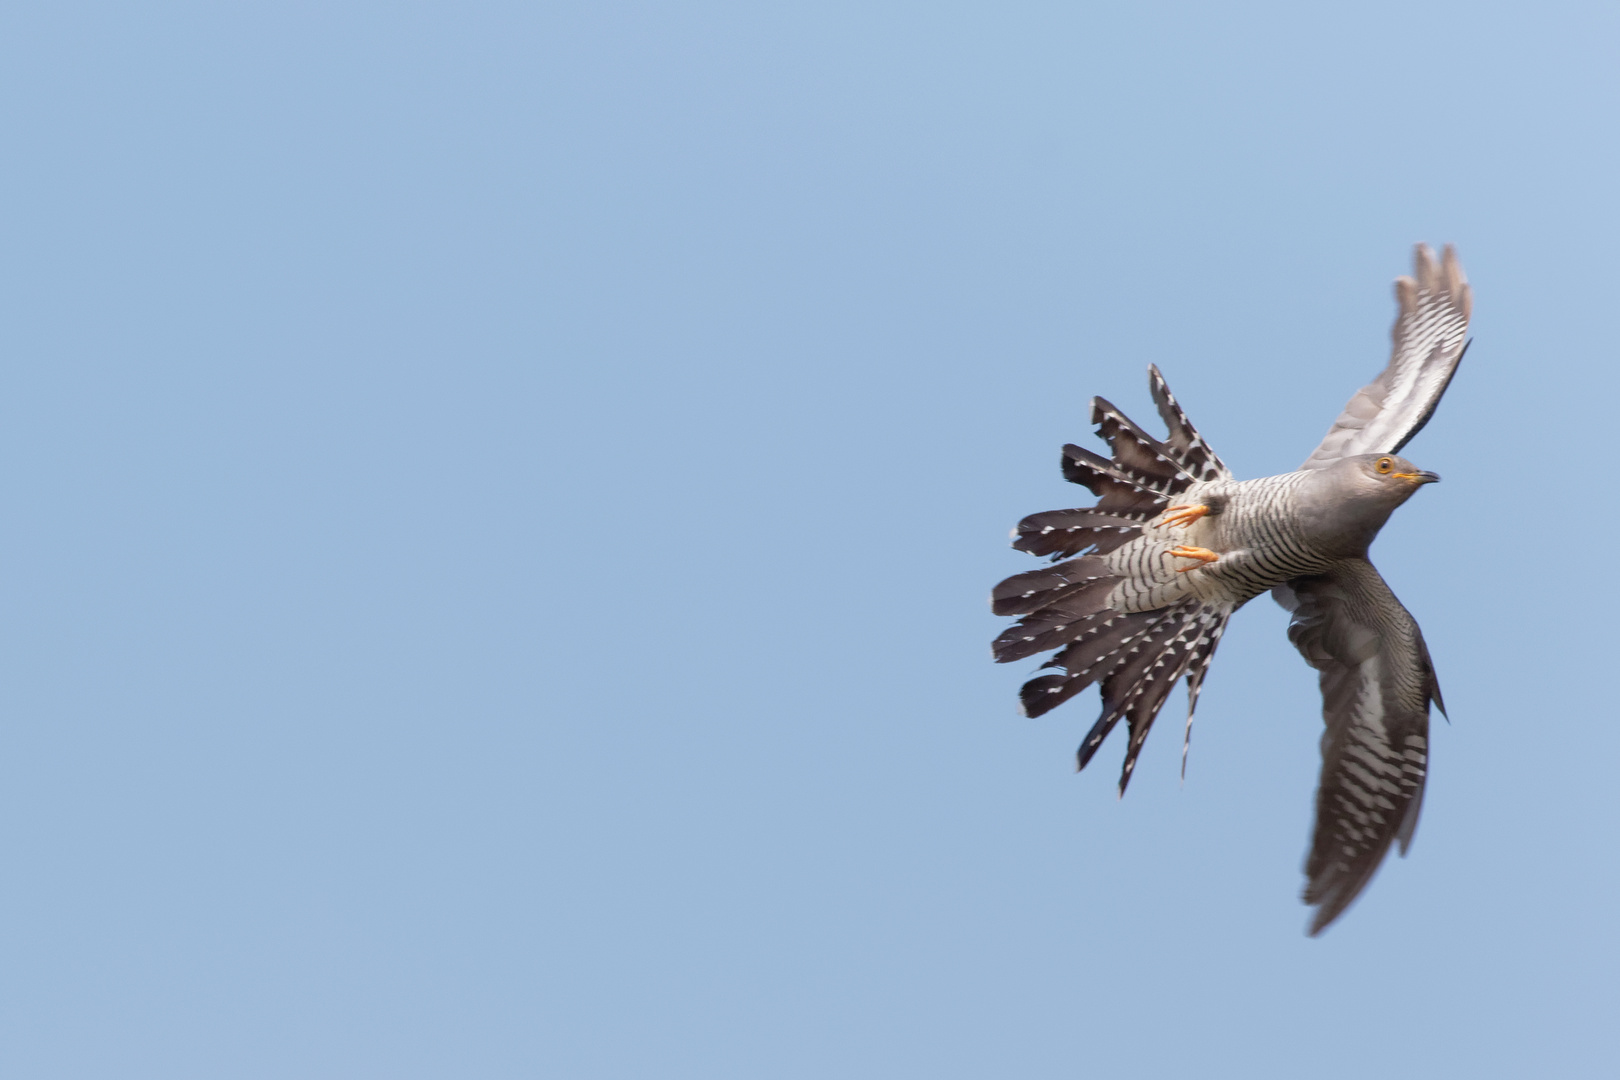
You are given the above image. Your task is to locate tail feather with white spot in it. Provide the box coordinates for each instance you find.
[994,367,1235,792]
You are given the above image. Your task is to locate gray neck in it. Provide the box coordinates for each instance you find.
[1292,466,1400,559]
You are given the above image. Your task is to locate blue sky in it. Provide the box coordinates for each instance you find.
[0,2,1616,1077]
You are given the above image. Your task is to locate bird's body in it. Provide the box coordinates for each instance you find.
[1107,470,1344,611]
[993,245,1469,934]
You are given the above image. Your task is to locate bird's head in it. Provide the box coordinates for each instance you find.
[1302,454,1440,556]
[1347,453,1441,498]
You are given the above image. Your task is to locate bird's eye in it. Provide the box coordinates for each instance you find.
[1375,457,1394,474]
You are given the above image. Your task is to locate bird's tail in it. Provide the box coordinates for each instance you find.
[1010,596,1234,794]
[992,366,1235,793]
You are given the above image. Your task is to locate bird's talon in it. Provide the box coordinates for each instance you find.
[1167,545,1219,571]
[1159,504,1211,529]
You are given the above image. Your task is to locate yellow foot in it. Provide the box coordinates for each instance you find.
[1166,545,1219,572]
[1159,504,1210,529]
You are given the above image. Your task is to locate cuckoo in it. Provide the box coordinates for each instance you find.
[992,245,1470,934]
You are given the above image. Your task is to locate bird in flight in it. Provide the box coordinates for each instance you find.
[991,245,1470,934]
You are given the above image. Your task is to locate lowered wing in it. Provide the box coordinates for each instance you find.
[1273,560,1444,935]
[1300,245,1471,471]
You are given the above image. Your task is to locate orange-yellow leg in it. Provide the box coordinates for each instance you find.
[1166,545,1219,572]
[1159,504,1210,529]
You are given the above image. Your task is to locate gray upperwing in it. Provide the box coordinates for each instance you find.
[1272,559,1442,935]
[1300,245,1471,471]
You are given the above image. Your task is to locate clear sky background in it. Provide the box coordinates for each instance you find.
[0,2,1614,1077]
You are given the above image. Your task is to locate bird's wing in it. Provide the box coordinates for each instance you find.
[1300,245,1471,471]
[1272,559,1443,935]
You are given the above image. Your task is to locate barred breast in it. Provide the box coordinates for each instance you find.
[1103,471,1338,612]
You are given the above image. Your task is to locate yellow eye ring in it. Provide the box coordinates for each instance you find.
[1375,457,1394,474]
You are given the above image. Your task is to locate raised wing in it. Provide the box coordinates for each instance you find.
[1273,560,1444,935]
[1300,245,1471,470]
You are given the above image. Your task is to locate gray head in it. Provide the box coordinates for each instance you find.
[1301,453,1440,556]
[1336,452,1441,493]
